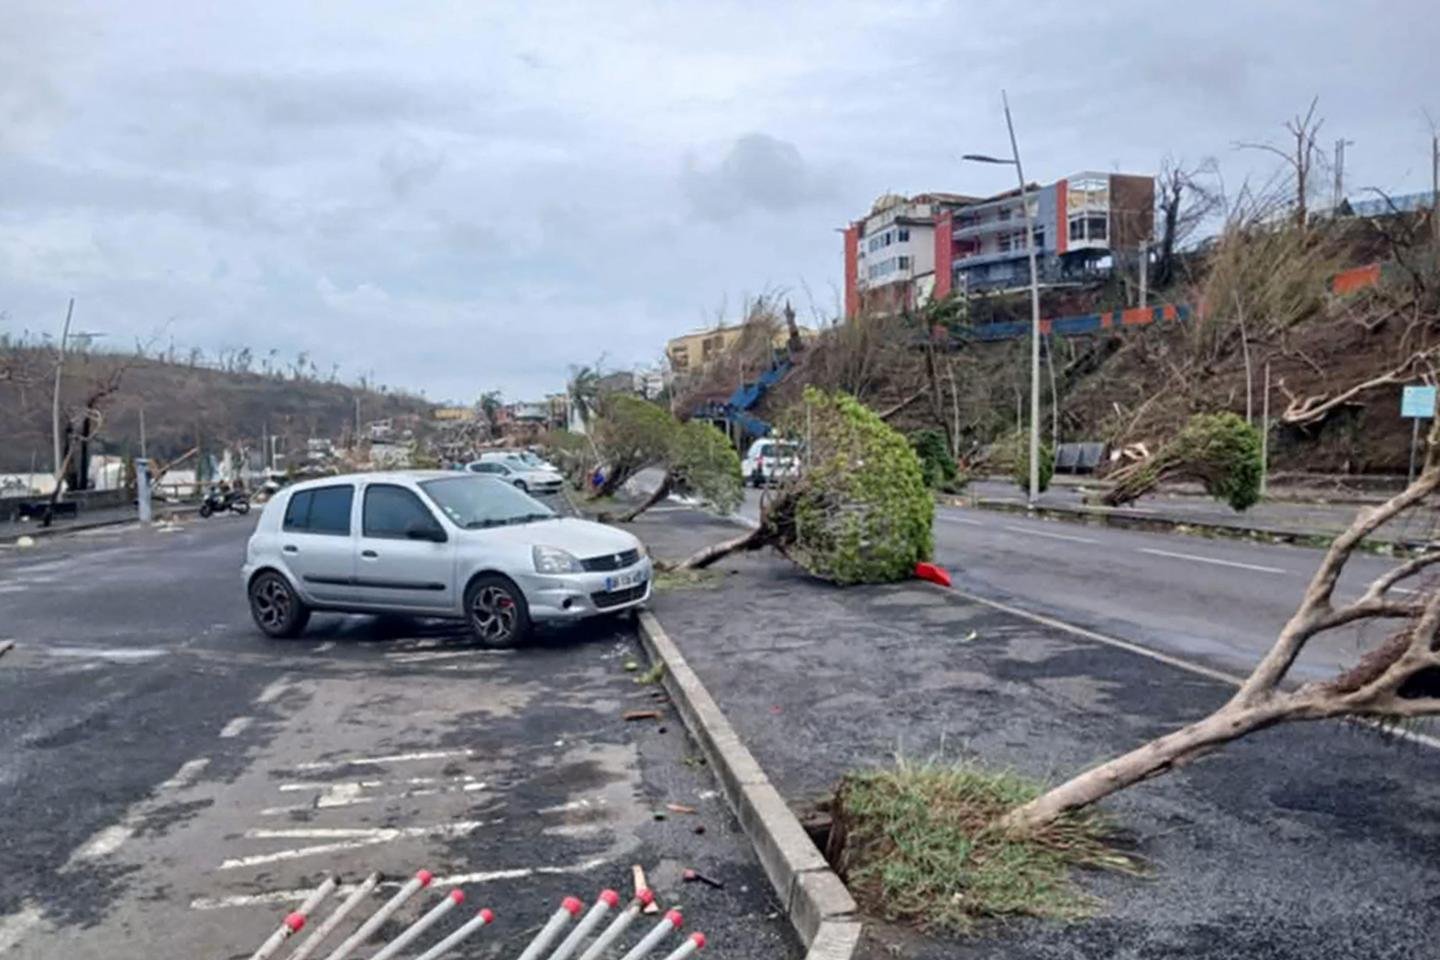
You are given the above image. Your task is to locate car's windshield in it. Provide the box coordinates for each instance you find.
[760,443,798,459]
[520,453,545,467]
[419,476,555,528]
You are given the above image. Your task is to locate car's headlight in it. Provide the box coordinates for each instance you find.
[533,545,584,574]
[635,541,649,559]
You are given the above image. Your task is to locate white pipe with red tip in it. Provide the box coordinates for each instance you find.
[658,933,706,960]
[576,889,652,960]
[516,896,584,960]
[617,910,683,960]
[411,907,494,960]
[546,889,619,960]
[291,873,381,960]
[248,874,337,960]
[323,868,433,960]
[370,887,465,960]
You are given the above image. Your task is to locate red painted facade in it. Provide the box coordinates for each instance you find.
[933,212,954,300]
[843,225,859,318]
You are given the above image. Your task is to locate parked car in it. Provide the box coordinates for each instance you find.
[479,449,561,474]
[741,439,801,487]
[465,457,564,494]
[243,472,651,644]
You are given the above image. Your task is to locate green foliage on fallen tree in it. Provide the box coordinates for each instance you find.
[591,395,674,497]
[1104,412,1262,510]
[670,420,743,516]
[783,388,934,584]
[911,429,958,489]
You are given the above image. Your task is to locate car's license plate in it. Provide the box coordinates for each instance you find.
[604,569,645,591]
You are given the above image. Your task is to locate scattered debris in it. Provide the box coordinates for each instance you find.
[692,824,706,835]
[657,725,668,734]
[665,803,697,815]
[623,710,662,722]
[955,630,979,644]
[15,535,35,548]
[634,661,666,685]
[632,865,660,913]
[652,811,667,821]
[624,660,640,672]
[0,640,14,660]
[682,869,724,890]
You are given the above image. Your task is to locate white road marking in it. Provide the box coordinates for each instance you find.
[218,821,487,870]
[386,650,484,663]
[293,748,474,771]
[191,858,608,910]
[255,675,293,704]
[1003,524,1100,544]
[219,716,253,738]
[0,903,44,952]
[1137,547,1286,574]
[41,646,166,661]
[246,827,400,839]
[314,641,336,653]
[938,515,986,526]
[72,758,210,861]
[260,779,487,816]
[537,798,601,814]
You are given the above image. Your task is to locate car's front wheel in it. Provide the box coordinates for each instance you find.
[249,571,312,639]
[464,574,531,647]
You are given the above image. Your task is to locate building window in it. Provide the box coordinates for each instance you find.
[898,256,911,270]
[1069,216,1085,241]
[998,207,1012,222]
[897,227,910,242]
[1086,216,1107,241]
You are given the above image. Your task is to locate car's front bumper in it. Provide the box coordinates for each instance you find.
[517,558,654,621]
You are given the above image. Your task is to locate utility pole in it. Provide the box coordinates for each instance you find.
[51,298,74,476]
[1138,239,1149,308]
[1260,361,1271,498]
[139,407,147,459]
[1333,138,1355,212]
[1432,132,1439,246]
[354,394,362,443]
[1002,90,1043,506]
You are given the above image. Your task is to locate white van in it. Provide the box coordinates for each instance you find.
[741,439,800,487]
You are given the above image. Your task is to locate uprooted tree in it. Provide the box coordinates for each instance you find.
[588,394,674,498]
[675,388,933,584]
[1003,413,1440,832]
[619,419,742,522]
[1102,412,1262,510]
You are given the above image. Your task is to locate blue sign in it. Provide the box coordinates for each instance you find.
[1401,385,1437,419]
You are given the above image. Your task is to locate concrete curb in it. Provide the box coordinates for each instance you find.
[949,495,1424,556]
[0,505,201,545]
[636,611,859,959]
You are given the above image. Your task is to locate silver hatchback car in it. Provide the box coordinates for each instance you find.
[242,472,652,644]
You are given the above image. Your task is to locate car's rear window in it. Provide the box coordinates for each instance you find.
[282,485,353,535]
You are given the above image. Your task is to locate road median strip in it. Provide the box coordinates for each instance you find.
[635,611,859,959]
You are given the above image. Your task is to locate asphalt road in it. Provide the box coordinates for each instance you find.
[0,506,798,959]
[731,486,1423,684]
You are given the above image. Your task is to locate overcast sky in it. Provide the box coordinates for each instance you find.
[3,1,1438,404]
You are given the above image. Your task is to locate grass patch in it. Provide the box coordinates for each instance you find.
[634,661,665,685]
[653,567,723,591]
[833,761,1136,934]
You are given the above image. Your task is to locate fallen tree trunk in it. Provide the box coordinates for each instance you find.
[677,523,770,570]
[618,471,673,522]
[1280,348,1440,425]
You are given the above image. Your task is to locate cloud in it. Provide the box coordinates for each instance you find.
[681,134,836,221]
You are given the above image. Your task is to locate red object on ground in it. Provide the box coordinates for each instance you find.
[637,888,656,906]
[478,908,495,924]
[449,888,465,903]
[283,912,306,933]
[562,896,584,916]
[914,562,951,587]
[600,889,621,908]
[666,910,684,929]
[691,932,707,949]
[416,869,434,887]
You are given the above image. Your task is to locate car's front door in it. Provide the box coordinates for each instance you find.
[354,482,455,610]
[280,484,358,604]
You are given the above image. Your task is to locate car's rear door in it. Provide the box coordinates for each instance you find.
[279,484,358,604]
[354,482,456,611]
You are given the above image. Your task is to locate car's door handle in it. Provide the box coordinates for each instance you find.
[283,544,298,554]
[361,549,378,559]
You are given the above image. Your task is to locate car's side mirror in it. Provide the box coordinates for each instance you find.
[405,520,447,543]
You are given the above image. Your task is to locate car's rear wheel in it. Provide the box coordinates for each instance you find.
[249,571,311,638]
[464,574,531,647]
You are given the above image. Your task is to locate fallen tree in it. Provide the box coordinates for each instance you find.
[588,395,674,498]
[619,419,742,522]
[676,388,933,584]
[1102,412,1262,510]
[1003,413,1440,833]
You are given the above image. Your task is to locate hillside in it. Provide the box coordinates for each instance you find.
[0,347,433,472]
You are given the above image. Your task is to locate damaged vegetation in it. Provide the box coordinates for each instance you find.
[830,761,1136,933]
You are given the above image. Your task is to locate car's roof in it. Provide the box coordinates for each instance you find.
[285,470,459,492]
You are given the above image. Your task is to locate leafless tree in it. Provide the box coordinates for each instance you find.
[1005,415,1440,831]
[1154,156,1220,286]
[1237,96,1325,229]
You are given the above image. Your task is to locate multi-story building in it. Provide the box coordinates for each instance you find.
[665,326,746,377]
[844,172,1154,315]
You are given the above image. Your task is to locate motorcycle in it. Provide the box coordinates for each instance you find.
[199,488,251,518]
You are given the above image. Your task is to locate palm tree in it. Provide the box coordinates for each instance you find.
[479,390,503,427]
[568,365,600,430]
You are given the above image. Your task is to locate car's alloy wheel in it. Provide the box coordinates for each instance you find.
[249,571,311,638]
[465,575,531,646]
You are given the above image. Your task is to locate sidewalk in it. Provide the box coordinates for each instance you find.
[963,479,1433,551]
[628,505,1440,960]
[0,501,197,543]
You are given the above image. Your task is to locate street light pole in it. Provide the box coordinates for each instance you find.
[51,298,74,477]
[1001,91,1043,505]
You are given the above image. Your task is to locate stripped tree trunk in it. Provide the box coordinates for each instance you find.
[677,524,769,570]
[619,471,673,522]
